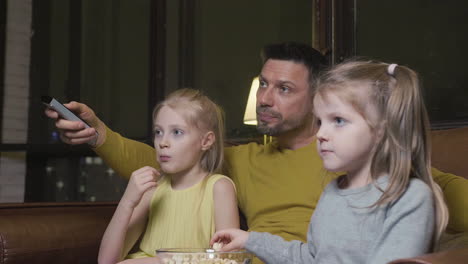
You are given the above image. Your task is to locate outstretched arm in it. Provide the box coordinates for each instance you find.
[244,232,314,264]
[45,100,158,179]
[94,126,158,179]
[210,229,314,264]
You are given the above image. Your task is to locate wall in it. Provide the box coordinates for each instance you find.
[356,0,468,126]
[193,0,312,138]
[47,0,312,141]
[1,0,314,203]
[0,0,32,202]
[48,0,150,141]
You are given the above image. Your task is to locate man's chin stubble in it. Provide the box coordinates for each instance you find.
[257,124,280,136]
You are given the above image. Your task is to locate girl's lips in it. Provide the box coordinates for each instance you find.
[159,155,170,162]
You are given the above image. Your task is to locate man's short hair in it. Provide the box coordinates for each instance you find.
[261,42,328,89]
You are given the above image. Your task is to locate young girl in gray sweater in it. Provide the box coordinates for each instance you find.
[210,60,448,264]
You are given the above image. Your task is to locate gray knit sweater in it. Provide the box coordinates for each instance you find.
[245,176,435,264]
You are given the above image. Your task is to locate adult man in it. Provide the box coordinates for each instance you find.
[47,42,467,252]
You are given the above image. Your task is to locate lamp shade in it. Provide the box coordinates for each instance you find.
[243,77,259,125]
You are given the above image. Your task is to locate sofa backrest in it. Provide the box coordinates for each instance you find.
[431,126,468,179]
[0,202,116,264]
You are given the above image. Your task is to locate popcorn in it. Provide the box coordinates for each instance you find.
[157,248,252,264]
[212,242,223,251]
[159,252,247,264]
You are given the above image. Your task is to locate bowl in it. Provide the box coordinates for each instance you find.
[156,248,253,264]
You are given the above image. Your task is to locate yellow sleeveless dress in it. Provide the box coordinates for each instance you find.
[126,174,234,258]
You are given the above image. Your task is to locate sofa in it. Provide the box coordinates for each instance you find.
[0,127,467,264]
[0,202,116,264]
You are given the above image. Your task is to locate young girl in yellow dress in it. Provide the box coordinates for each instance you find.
[98,89,239,264]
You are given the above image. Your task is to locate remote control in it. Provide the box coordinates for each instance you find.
[41,96,91,128]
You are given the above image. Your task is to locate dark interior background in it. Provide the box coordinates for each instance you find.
[0,0,466,203]
[356,0,468,128]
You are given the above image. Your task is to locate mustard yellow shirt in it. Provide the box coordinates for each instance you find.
[96,126,468,237]
[127,174,233,258]
[224,140,330,242]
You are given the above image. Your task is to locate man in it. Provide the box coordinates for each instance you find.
[46,42,467,256]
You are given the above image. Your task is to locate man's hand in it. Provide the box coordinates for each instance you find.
[210,228,250,252]
[120,166,160,209]
[44,101,106,147]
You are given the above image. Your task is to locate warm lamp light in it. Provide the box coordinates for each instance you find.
[243,77,259,125]
[243,77,272,144]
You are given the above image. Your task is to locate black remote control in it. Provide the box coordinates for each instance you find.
[41,96,91,128]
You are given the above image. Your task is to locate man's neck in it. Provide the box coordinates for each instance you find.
[276,124,316,150]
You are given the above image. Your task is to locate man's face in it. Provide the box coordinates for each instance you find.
[256,59,313,136]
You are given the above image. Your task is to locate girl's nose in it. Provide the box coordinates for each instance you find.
[158,137,169,148]
[316,127,328,142]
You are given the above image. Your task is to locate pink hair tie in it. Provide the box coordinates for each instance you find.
[387,64,398,76]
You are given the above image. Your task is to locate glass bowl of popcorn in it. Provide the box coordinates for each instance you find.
[156,248,253,264]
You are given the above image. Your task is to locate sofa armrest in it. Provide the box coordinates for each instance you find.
[388,247,468,264]
[0,202,116,264]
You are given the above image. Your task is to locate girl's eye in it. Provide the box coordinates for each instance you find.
[173,129,184,136]
[316,119,322,127]
[153,129,162,137]
[335,117,346,126]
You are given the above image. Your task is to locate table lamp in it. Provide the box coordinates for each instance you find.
[243,77,271,144]
[243,77,259,126]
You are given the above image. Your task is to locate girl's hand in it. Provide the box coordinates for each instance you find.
[210,229,250,252]
[121,166,159,208]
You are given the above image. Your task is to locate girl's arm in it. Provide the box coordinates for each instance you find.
[367,180,435,264]
[213,178,240,230]
[211,178,320,264]
[122,190,154,256]
[98,167,159,264]
[211,229,315,264]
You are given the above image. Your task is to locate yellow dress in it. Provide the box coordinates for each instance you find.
[126,174,233,258]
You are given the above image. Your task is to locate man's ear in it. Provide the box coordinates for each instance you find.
[201,131,215,151]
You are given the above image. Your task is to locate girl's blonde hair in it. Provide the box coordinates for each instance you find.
[315,60,448,244]
[152,88,225,174]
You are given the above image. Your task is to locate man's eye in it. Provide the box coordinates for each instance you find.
[335,117,346,126]
[279,86,290,93]
[259,80,267,88]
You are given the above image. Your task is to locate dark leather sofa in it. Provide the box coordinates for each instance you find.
[0,202,116,264]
